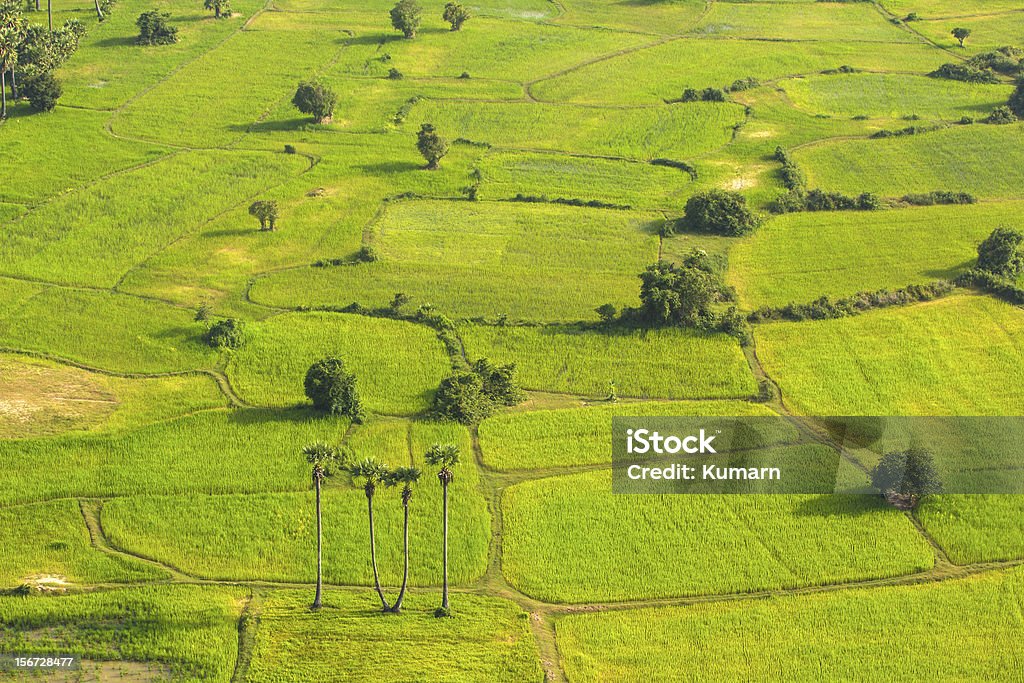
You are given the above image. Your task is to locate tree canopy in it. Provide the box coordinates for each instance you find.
[416,123,449,170]
[292,80,336,123]
[443,2,470,31]
[976,226,1024,278]
[390,0,421,38]
[683,190,760,237]
[136,10,178,45]
[870,447,942,508]
[304,356,365,422]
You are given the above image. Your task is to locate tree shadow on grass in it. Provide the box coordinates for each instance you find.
[93,35,137,48]
[357,160,423,175]
[792,494,886,518]
[921,259,974,280]
[225,406,329,426]
[227,118,312,134]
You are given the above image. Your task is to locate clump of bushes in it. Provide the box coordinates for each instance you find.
[650,158,698,180]
[205,318,247,349]
[956,269,1024,305]
[678,190,760,236]
[983,105,1017,125]
[870,124,941,139]
[388,67,403,80]
[976,226,1024,278]
[136,10,177,45]
[748,281,956,323]
[900,191,976,206]
[433,358,525,424]
[356,245,379,262]
[931,46,1023,83]
[509,194,631,210]
[725,77,759,93]
[770,148,878,213]
[305,357,364,422]
[678,87,726,103]
[22,73,63,112]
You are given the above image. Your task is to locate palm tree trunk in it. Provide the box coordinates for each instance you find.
[1,71,7,120]
[94,0,103,21]
[47,0,52,31]
[367,493,389,610]
[10,69,16,101]
[312,476,323,610]
[390,495,411,613]
[441,481,449,611]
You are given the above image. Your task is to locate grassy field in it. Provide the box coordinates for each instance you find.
[795,124,1024,200]
[557,567,1024,681]
[918,495,1024,564]
[478,400,782,471]
[0,585,245,681]
[756,295,1024,416]
[729,202,1024,308]
[502,468,934,603]
[780,73,1013,120]
[101,419,490,585]
[693,2,918,43]
[459,324,756,398]
[226,311,451,415]
[251,199,662,321]
[246,590,543,683]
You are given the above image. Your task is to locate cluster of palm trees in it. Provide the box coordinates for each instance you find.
[302,441,461,616]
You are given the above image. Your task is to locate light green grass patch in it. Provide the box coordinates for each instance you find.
[479,400,780,471]
[250,200,662,321]
[558,566,1024,681]
[552,0,706,35]
[0,150,307,288]
[459,324,756,399]
[475,150,693,209]
[246,590,543,683]
[918,495,1024,564]
[0,288,217,374]
[756,295,1024,416]
[503,468,933,603]
[0,409,348,505]
[409,99,746,160]
[729,203,1024,309]
[227,312,451,415]
[780,73,1013,120]
[880,0,1024,16]
[531,40,949,105]
[913,12,1024,52]
[0,585,245,681]
[0,500,167,588]
[0,277,47,321]
[102,419,491,586]
[694,2,917,42]
[0,108,166,204]
[795,123,1024,200]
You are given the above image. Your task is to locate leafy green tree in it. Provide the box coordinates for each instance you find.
[442,1,469,31]
[22,72,60,111]
[384,466,422,613]
[424,443,460,615]
[471,357,524,406]
[17,20,86,80]
[683,190,760,236]
[433,371,491,423]
[595,303,617,323]
[638,256,724,327]
[205,317,247,349]
[870,447,942,509]
[0,0,26,119]
[1009,80,1024,118]
[952,27,971,48]
[304,356,364,422]
[292,80,336,123]
[976,226,1024,278]
[248,199,279,231]
[416,123,449,170]
[390,0,421,38]
[303,443,343,610]
[204,0,231,18]
[136,10,178,45]
[390,292,411,311]
[348,457,391,611]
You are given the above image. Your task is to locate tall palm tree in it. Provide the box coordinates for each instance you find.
[0,0,25,120]
[384,466,421,614]
[348,457,391,611]
[424,443,460,615]
[304,442,341,611]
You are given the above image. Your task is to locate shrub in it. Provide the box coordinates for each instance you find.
[136,10,178,45]
[983,105,1017,125]
[871,448,942,509]
[417,123,449,170]
[748,281,956,323]
[355,245,379,262]
[595,303,617,323]
[1009,80,1024,118]
[205,318,247,349]
[248,200,279,231]
[22,73,62,112]
[683,190,760,236]
[471,358,525,406]
[901,191,976,206]
[976,226,1024,278]
[388,67,403,80]
[292,80,337,123]
[433,372,492,424]
[304,357,364,421]
[284,144,297,154]
[443,1,470,31]
[649,158,698,180]
[726,77,759,92]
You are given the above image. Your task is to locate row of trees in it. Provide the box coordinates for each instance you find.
[390,0,470,38]
[304,441,462,615]
[0,0,85,117]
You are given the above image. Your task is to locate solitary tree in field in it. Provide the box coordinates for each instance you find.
[384,466,422,613]
[442,2,470,31]
[248,199,279,231]
[304,356,364,422]
[292,80,336,123]
[425,444,460,616]
[976,226,1024,278]
[952,27,971,48]
[304,442,343,610]
[349,457,392,611]
[870,447,942,509]
[136,10,178,45]
[416,123,449,170]
[204,0,232,18]
[683,190,760,236]
[390,0,421,38]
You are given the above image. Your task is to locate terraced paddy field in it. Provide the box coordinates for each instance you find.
[3,0,1023,679]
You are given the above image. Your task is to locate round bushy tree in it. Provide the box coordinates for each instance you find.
[977,226,1024,277]
[390,0,421,38]
[305,357,364,422]
[292,80,337,124]
[136,10,178,45]
[416,123,449,170]
[442,2,470,31]
[683,190,760,236]
[433,372,491,424]
[205,318,247,349]
[22,72,62,112]
[870,447,942,509]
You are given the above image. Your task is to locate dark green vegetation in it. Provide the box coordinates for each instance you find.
[3,0,1024,680]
